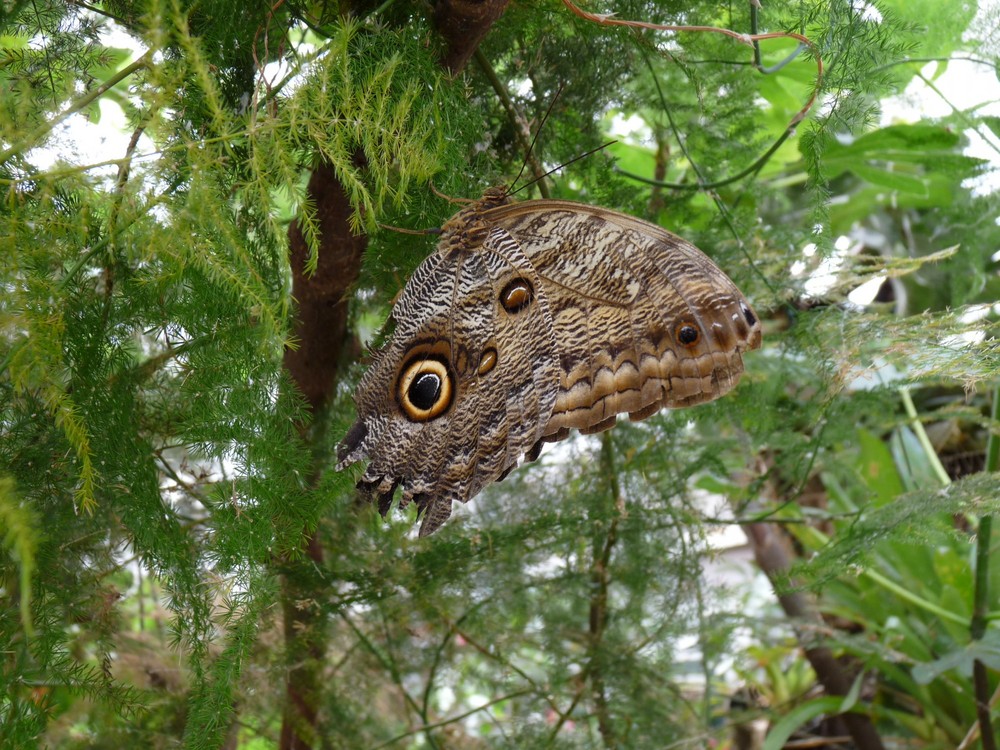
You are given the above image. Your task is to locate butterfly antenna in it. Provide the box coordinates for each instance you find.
[509,82,566,195]
[378,222,443,236]
[511,139,619,198]
[429,179,475,206]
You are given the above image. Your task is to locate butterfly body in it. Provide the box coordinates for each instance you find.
[338,188,762,535]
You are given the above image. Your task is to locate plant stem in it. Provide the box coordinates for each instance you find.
[862,568,968,626]
[899,387,952,486]
[988,385,1000,473]
[972,515,993,642]
[589,433,623,749]
[969,384,1000,750]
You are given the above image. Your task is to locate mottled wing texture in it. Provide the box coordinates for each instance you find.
[337,216,561,535]
[484,200,763,438]
[337,193,762,535]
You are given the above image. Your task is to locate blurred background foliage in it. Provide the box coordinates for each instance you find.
[2,0,1000,748]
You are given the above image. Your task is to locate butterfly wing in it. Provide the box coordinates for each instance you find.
[484,200,763,441]
[338,196,762,535]
[337,224,561,535]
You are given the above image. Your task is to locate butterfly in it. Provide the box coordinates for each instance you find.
[337,187,762,535]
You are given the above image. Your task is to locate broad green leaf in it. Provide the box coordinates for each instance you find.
[763,696,849,750]
[912,631,1000,684]
[855,428,905,506]
[891,425,943,492]
[851,164,929,196]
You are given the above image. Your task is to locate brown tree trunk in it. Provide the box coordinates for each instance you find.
[743,522,886,750]
[279,160,367,750]
[277,3,512,747]
[434,0,512,74]
[282,161,367,416]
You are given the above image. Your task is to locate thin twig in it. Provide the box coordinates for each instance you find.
[473,47,551,198]
[560,0,823,127]
[369,689,533,749]
[0,52,152,165]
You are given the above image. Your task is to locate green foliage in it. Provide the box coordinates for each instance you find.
[0,1,120,139]
[244,18,453,264]
[0,477,38,636]
[2,0,1000,748]
[798,471,1000,585]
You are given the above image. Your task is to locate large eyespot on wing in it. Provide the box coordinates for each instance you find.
[411,228,561,535]
[340,195,564,536]
[395,349,454,422]
[336,251,461,510]
[340,230,558,537]
[397,250,506,535]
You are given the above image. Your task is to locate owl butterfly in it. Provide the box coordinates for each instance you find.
[337,186,762,535]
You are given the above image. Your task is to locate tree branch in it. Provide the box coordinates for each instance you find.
[743,521,886,750]
[432,0,512,75]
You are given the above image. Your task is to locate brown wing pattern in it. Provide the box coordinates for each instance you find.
[337,193,762,535]
[337,216,561,535]
[486,201,762,440]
